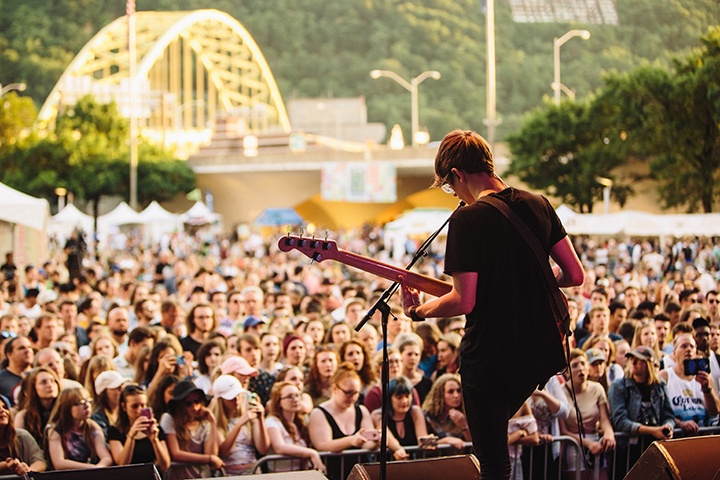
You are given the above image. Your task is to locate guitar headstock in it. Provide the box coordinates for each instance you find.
[277,234,339,263]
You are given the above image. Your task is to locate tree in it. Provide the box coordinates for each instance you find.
[0,95,195,216]
[599,27,720,212]
[506,100,628,213]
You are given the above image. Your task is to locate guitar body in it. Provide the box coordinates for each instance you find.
[277,235,452,298]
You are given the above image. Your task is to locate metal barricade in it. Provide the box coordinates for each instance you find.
[245,427,720,479]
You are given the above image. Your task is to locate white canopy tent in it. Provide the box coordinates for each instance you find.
[138,201,182,245]
[180,201,221,226]
[384,207,453,261]
[48,203,94,242]
[557,205,720,237]
[97,202,143,231]
[0,182,50,265]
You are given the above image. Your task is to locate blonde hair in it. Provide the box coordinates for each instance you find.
[422,373,463,418]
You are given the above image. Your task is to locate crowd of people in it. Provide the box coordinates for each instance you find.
[0,227,717,479]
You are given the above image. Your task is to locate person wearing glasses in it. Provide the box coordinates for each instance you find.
[160,379,223,480]
[705,290,719,324]
[308,363,377,480]
[107,383,170,472]
[45,387,113,470]
[400,130,584,479]
[265,381,326,473]
[209,375,269,476]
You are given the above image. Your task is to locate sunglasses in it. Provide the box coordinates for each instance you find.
[73,398,93,407]
[185,397,203,406]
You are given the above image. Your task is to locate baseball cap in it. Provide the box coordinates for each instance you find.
[212,375,245,400]
[585,348,606,365]
[220,355,257,377]
[626,345,657,363]
[243,315,265,330]
[95,370,125,395]
[36,290,58,305]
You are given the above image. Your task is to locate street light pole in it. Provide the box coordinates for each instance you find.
[553,29,590,105]
[0,83,26,97]
[370,69,441,146]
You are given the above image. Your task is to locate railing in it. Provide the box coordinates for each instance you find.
[249,427,720,480]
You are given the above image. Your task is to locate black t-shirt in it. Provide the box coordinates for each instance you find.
[444,188,567,400]
[107,425,166,464]
[180,335,203,359]
[0,369,22,406]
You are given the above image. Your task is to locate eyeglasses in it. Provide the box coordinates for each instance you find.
[337,387,360,397]
[0,331,16,339]
[708,299,719,304]
[439,172,456,195]
[280,393,302,401]
[185,397,203,406]
[73,398,93,407]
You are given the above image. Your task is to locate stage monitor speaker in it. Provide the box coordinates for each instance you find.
[219,471,327,480]
[625,436,720,480]
[29,463,160,480]
[347,454,480,480]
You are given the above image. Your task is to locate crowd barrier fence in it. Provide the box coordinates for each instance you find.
[249,427,720,480]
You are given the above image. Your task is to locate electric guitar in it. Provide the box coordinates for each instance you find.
[277,234,452,297]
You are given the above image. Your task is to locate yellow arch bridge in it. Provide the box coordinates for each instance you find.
[37,9,290,158]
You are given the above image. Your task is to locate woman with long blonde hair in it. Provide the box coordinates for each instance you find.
[422,373,471,449]
[210,374,269,475]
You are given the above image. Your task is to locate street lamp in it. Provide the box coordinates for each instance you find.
[553,30,590,105]
[596,176,613,214]
[0,83,26,97]
[370,69,441,146]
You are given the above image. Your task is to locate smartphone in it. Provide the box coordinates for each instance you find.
[140,407,153,419]
[683,357,710,376]
[176,355,185,366]
[364,429,381,441]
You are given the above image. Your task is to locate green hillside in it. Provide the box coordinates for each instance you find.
[1,0,718,141]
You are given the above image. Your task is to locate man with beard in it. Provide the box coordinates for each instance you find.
[180,303,216,359]
[106,305,130,355]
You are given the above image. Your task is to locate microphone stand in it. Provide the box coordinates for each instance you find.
[354,201,464,480]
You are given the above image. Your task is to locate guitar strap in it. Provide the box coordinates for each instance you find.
[477,195,571,339]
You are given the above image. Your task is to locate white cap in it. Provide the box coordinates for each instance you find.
[211,375,245,400]
[94,370,125,395]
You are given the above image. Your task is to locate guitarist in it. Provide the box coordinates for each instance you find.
[401,130,584,480]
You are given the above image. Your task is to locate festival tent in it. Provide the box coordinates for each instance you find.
[138,201,182,244]
[48,203,94,242]
[0,182,50,265]
[384,207,453,261]
[97,202,143,232]
[556,206,720,237]
[179,201,221,226]
[254,207,304,227]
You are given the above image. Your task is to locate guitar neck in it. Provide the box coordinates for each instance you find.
[333,249,452,298]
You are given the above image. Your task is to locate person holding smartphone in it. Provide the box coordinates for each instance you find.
[210,375,269,475]
[107,383,170,472]
[660,333,720,432]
